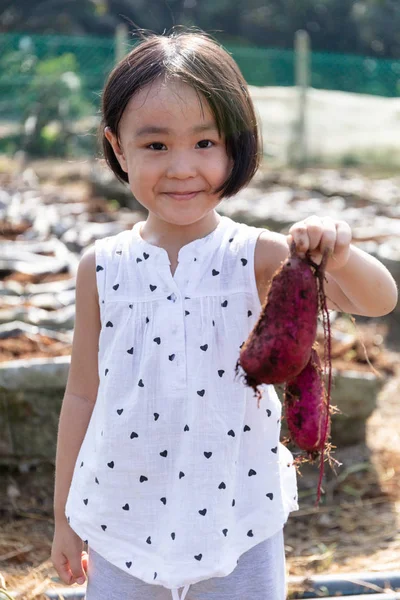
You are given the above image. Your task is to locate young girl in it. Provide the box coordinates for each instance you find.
[51,29,397,600]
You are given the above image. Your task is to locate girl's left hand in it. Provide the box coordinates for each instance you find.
[286,215,352,272]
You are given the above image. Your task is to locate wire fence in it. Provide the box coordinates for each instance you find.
[1,32,400,162]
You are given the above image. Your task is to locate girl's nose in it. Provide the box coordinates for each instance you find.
[166,152,197,179]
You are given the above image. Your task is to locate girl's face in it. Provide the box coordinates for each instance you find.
[105,79,232,230]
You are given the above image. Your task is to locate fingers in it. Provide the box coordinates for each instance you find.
[288,216,351,257]
[69,551,87,585]
[52,550,87,586]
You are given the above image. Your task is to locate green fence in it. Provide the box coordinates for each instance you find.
[1,32,400,117]
[1,32,400,157]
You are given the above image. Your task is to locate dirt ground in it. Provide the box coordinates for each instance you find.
[0,158,399,598]
[1,359,400,599]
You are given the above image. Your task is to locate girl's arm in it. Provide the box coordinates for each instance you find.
[53,246,100,524]
[255,216,398,317]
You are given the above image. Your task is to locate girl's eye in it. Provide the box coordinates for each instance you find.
[148,142,166,151]
[196,139,214,149]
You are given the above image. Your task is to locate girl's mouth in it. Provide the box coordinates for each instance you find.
[164,191,201,201]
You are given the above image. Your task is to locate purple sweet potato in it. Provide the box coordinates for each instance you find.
[284,346,330,454]
[284,346,332,505]
[237,242,318,390]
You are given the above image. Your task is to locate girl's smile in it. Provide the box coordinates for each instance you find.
[162,190,203,201]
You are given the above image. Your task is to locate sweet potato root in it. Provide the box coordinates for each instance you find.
[237,240,334,504]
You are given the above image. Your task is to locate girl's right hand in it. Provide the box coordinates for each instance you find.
[51,520,88,586]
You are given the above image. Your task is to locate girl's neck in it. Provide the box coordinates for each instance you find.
[139,211,221,254]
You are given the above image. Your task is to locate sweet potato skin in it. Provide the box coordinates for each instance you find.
[284,347,330,454]
[238,252,318,386]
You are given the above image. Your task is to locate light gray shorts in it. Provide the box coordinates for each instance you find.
[85,528,287,600]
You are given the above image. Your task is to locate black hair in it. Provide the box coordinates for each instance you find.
[100,28,262,198]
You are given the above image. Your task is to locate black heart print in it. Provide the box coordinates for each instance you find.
[130,431,138,439]
[143,252,149,259]
[244,425,251,432]
[95,477,99,484]
[80,462,84,468]
[218,482,226,489]
[105,369,109,375]
[247,530,254,537]
[96,265,104,272]
[227,430,235,437]
[185,310,190,316]
[113,284,119,291]
[271,447,278,453]
[218,370,225,377]
[248,310,252,317]
[212,269,220,276]
[179,471,185,479]
[154,413,159,421]
[140,475,148,482]
[106,321,113,327]
[136,257,142,263]
[200,344,208,351]
[221,300,228,307]
[171,532,176,540]
[83,499,88,505]
[138,379,144,387]
[184,425,189,431]
[146,536,151,544]
[107,461,114,468]
[150,284,157,291]
[222,529,228,537]
[232,499,235,506]
[126,562,132,568]
[169,354,175,361]
[153,337,161,344]
[248,469,257,476]
[241,258,248,266]
[195,554,202,561]
[161,497,167,505]
[197,390,205,397]
[160,450,168,457]
[122,503,129,510]
[267,409,272,417]
[116,250,122,255]
[101,525,107,531]
[127,347,134,354]
[266,493,274,500]
[117,409,123,415]
[199,508,207,516]
[204,452,212,459]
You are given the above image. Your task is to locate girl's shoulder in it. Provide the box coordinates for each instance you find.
[77,244,98,302]
[254,228,290,295]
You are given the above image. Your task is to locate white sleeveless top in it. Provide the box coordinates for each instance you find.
[65,214,298,600]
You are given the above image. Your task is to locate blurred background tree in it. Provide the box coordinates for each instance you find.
[1,0,400,160]
[1,0,400,58]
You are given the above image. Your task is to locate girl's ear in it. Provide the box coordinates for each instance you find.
[104,127,128,173]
